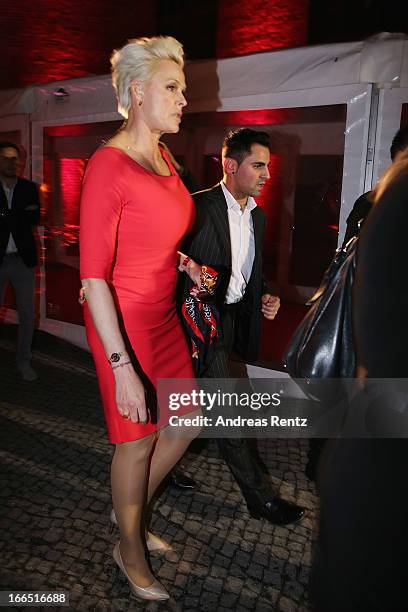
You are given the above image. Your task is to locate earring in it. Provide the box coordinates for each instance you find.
[138,99,143,106]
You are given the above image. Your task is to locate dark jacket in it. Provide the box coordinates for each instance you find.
[313,169,408,612]
[0,177,40,267]
[354,170,408,377]
[180,183,269,363]
[342,191,373,246]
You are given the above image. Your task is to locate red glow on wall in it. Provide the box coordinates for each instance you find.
[41,157,52,224]
[60,158,86,227]
[0,1,155,89]
[217,0,309,58]
[44,122,120,138]
[182,110,298,130]
[259,301,308,365]
[212,109,298,126]
[42,155,85,248]
[257,154,306,366]
[257,154,283,258]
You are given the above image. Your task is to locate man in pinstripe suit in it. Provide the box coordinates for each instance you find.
[180,128,305,525]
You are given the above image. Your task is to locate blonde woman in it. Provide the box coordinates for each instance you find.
[80,36,201,601]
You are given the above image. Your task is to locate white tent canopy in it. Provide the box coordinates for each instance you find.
[0,32,407,120]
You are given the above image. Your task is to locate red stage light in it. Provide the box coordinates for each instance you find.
[217,0,309,58]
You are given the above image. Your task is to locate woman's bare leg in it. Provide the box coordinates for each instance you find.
[147,410,201,504]
[111,433,156,586]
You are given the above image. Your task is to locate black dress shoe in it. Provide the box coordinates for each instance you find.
[247,497,305,525]
[168,469,197,491]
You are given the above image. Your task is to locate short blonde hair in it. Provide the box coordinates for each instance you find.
[111,36,184,118]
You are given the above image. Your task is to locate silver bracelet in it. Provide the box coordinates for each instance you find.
[111,360,132,371]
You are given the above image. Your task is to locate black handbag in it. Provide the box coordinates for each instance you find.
[283,236,358,383]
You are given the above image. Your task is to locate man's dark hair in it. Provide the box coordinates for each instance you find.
[390,126,408,161]
[222,128,270,166]
[0,141,20,156]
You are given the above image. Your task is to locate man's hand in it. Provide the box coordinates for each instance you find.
[261,294,280,320]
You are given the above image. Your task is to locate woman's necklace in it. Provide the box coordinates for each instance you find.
[124,145,151,171]
[124,143,169,176]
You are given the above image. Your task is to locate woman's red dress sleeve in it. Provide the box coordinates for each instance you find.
[79,150,123,280]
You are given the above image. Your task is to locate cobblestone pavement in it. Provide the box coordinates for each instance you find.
[0,325,318,612]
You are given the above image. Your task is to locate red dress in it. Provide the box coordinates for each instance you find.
[79,147,196,443]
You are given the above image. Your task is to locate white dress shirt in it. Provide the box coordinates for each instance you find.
[1,180,18,254]
[221,181,256,304]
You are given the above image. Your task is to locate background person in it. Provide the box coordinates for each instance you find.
[0,141,40,382]
[305,124,408,483]
[312,159,408,612]
[342,125,408,245]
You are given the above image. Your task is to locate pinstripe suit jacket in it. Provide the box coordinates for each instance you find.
[180,183,269,363]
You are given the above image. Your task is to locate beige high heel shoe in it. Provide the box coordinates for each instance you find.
[110,509,172,552]
[112,541,170,601]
